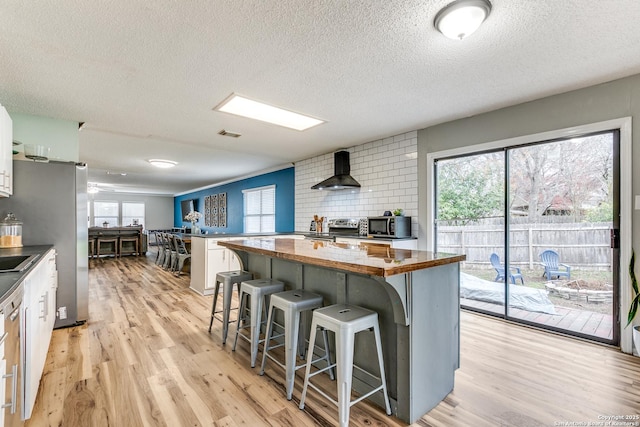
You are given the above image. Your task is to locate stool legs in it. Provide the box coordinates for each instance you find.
[373,321,392,417]
[208,271,253,344]
[260,291,333,401]
[299,305,391,426]
[283,307,305,400]
[208,281,221,333]
[221,279,234,344]
[232,291,267,367]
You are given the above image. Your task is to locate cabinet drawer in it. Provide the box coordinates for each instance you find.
[206,238,227,249]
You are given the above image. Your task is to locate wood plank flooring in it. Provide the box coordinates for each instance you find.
[25,254,640,427]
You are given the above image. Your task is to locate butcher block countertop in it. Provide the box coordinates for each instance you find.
[218,238,465,278]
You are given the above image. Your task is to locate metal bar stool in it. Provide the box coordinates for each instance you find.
[208,270,253,344]
[299,304,392,427]
[260,289,334,400]
[96,237,118,259]
[232,278,285,367]
[155,232,166,266]
[162,234,177,270]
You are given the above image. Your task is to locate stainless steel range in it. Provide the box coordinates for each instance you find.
[304,218,361,241]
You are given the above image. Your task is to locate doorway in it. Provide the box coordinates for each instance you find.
[434,131,620,345]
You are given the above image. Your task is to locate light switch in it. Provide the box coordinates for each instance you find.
[636,195,640,210]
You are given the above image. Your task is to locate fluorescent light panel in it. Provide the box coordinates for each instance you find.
[215,94,325,131]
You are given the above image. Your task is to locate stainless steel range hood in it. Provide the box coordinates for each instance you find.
[311,151,361,190]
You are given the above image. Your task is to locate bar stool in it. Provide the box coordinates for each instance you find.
[260,289,334,400]
[299,304,392,427]
[232,279,285,367]
[119,235,139,257]
[96,237,118,259]
[162,234,177,270]
[155,233,166,266]
[208,270,253,344]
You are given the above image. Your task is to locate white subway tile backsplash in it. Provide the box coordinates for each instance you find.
[294,132,418,233]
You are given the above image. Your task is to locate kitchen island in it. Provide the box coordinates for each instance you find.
[218,238,465,423]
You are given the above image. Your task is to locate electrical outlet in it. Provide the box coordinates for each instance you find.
[58,306,67,320]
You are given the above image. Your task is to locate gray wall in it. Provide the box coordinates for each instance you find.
[417,73,640,247]
[417,73,640,353]
[90,192,174,230]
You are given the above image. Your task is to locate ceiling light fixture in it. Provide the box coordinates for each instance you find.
[148,159,177,169]
[434,0,492,40]
[218,129,242,138]
[88,183,99,194]
[214,93,325,131]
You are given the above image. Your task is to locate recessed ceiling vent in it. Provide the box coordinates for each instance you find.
[218,129,242,138]
[311,150,361,191]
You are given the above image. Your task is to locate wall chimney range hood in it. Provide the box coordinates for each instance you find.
[311,150,361,190]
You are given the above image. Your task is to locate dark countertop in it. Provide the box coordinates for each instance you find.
[219,238,465,277]
[0,245,54,303]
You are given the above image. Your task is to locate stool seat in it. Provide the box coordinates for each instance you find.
[208,270,253,344]
[260,289,334,400]
[299,304,391,426]
[232,279,285,367]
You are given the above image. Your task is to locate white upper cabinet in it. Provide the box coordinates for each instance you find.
[0,105,13,197]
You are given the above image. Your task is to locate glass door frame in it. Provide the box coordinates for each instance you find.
[425,117,632,350]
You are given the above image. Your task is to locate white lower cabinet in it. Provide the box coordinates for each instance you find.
[190,238,242,296]
[21,249,57,421]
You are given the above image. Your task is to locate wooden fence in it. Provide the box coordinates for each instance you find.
[437,222,613,271]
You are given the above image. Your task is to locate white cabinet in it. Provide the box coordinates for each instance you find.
[21,249,57,420]
[0,105,13,197]
[190,238,242,296]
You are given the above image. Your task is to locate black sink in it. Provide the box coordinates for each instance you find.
[0,254,38,272]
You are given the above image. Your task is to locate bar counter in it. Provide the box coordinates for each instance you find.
[218,238,466,423]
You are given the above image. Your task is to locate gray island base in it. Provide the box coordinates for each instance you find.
[218,238,465,423]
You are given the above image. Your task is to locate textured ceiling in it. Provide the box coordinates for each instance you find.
[2,0,640,195]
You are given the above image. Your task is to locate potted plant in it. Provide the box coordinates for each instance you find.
[393,208,404,216]
[627,250,640,355]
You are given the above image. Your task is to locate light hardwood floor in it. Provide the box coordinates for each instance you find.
[25,254,640,427]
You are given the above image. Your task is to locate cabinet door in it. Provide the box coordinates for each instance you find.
[205,248,228,291]
[22,249,56,420]
[227,249,241,271]
[45,252,58,331]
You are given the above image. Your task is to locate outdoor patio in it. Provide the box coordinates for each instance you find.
[462,297,614,340]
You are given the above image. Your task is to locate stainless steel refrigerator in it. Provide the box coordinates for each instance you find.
[0,160,88,329]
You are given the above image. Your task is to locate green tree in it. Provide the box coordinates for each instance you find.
[437,155,503,225]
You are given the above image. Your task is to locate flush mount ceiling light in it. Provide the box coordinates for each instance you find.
[434,0,492,40]
[148,159,177,169]
[214,93,325,131]
[88,183,99,194]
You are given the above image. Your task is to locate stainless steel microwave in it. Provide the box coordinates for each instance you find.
[367,216,411,238]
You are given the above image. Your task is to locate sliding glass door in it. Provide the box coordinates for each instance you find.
[434,131,619,345]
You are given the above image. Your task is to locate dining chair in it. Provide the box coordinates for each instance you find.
[172,235,191,276]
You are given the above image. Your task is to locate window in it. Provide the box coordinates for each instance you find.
[94,201,119,227]
[91,201,146,227]
[122,202,145,227]
[243,185,275,233]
